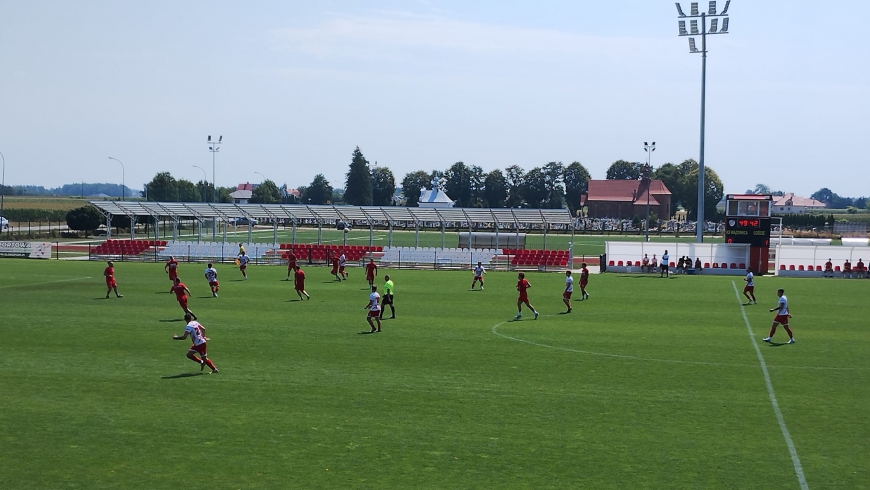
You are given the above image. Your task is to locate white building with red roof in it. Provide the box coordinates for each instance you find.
[772,193,826,214]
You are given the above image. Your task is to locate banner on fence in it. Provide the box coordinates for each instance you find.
[0,241,52,259]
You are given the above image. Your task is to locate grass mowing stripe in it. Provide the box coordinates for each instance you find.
[732,281,809,490]
[0,276,92,289]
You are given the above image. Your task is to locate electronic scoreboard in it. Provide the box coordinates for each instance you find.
[724,194,773,273]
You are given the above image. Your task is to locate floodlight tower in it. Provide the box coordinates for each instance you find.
[643,142,656,242]
[676,1,730,242]
[208,135,222,203]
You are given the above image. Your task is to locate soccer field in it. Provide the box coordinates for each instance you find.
[1,260,867,489]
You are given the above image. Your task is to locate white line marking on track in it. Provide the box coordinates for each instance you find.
[0,276,92,289]
[732,281,809,490]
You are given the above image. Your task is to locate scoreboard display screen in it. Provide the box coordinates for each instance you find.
[725,217,771,246]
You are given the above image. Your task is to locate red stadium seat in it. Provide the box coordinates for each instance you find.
[789,265,796,270]
[634,261,641,266]
[730,263,737,269]
[617,261,624,266]
[835,266,841,272]
[798,265,805,271]
[704,263,710,268]
[816,266,822,271]
[780,265,786,270]
[739,263,746,269]
[609,260,615,266]
[712,263,719,268]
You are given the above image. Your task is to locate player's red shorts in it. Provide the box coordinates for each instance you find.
[189,343,207,355]
[106,278,117,288]
[474,275,483,280]
[177,297,188,309]
[563,291,573,299]
[288,261,296,271]
[744,285,754,292]
[773,314,790,325]
[366,273,374,282]
[368,310,380,318]
[518,294,528,303]
[295,282,305,291]
[339,266,346,273]
[330,266,338,274]
[240,265,247,271]
[209,280,219,289]
[168,269,178,280]
[580,280,588,288]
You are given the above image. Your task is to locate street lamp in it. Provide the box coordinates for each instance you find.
[208,135,222,203]
[0,151,5,217]
[254,171,266,182]
[193,165,208,202]
[676,1,730,242]
[368,161,378,206]
[643,142,656,241]
[108,157,125,201]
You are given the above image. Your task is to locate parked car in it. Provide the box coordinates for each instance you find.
[228,217,258,226]
[0,216,8,230]
[335,220,352,231]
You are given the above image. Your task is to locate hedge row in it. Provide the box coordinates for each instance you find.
[1,208,69,221]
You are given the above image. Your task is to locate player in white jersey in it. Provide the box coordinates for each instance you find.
[763,288,794,344]
[204,263,219,297]
[339,253,348,280]
[237,252,250,280]
[363,285,381,333]
[563,270,574,313]
[742,267,756,304]
[470,261,486,290]
[660,250,670,277]
[172,313,218,373]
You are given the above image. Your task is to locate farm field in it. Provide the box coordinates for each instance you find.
[0,260,868,489]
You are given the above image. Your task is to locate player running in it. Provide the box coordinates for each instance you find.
[285,251,298,281]
[170,277,197,320]
[172,313,218,373]
[330,254,342,281]
[763,288,794,344]
[164,256,179,283]
[103,260,123,299]
[204,263,219,297]
[515,272,538,320]
[294,265,310,300]
[237,251,249,280]
[364,285,382,333]
[365,258,378,288]
[579,262,590,300]
[339,252,348,280]
[470,261,486,290]
[743,267,757,304]
[563,270,573,313]
[380,274,395,319]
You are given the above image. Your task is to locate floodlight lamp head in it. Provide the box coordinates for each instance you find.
[219,136,222,142]
[208,135,211,142]
[675,3,686,17]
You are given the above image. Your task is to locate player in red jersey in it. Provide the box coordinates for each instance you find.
[173,313,218,373]
[293,265,310,300]
[365,258,378,288]
[515,272,538,320]
[285,251,298,281]
[170,278,197,320]
[103,260,123,299]
[579,262,590,300]
[164,256,179,283]
[330,255,342,281]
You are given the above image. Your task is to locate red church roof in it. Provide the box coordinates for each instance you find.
[586,180,671,203]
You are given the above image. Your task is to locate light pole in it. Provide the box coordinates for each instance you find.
[643,142,656,241]
[676,1,730,242]
[108,157,125,201]
[193,165,208,202]
[208,135,222,203]
[368,161,378,206]
[0,151,5,217]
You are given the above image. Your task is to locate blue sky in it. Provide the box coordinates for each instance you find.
[1,1,867,198]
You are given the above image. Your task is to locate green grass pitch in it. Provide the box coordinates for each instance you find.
[0,259,867,489]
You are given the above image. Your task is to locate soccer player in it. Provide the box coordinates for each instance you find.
[651,254,658,271]
[579,262,590,300]
[204,263,219,297]
[238,243,245,255]
[515,272,538,320]
[380,274,395,319]
[330,254,342,281]
[843,259,852,279]
[170,277,197,320]
[339,252,348,280]
[164,256,179,283]
[103,260,122,299]
[823,258,834,278]
[172,313,218,373]
[285,251,298,281]
[364,285,382,333]
[763,288,794,344]
[294,265,310,300]
[562,270,573,313]
[237,251,249,280]
[694,257,703,274]
[470,261,486,290]
[856,258,866,278]
[660,249,670,278]
[641,254,650,273]
[743,267,757,304]
[365,258,378,288]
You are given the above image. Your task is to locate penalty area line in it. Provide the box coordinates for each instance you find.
[0,276,92,289]
[731,281,809,490]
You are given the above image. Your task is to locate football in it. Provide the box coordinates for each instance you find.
[344,228,350,234]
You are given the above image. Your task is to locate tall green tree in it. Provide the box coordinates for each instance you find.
[504,165,526,208]
[143,172,177,202]
[542,161,565,209]
[195,180,214,203]
[652,163,681,201]
[401,170,431,207]
[250,180,281,204]
[176,179,199,202]
[606,160,643,180]
[445,162,484,207]
[344,146,372,205]
[522,167,548,208]
[675,159,725,221]
[302,174,332,205]
[482,169,507,208]
[563,161,591,214]
[65,206,103,236]
[372,167,396,206]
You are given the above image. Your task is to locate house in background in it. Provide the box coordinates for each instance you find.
[772,193,826,214]
[582,179,672,220]
[231,183,254,204]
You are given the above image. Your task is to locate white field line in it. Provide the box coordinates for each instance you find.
[732,281,809,490]
[0,276,92,289]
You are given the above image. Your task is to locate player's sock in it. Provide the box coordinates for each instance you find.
[204,359,217,370]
